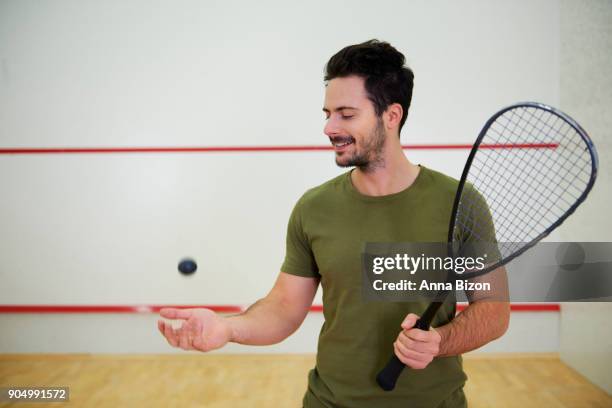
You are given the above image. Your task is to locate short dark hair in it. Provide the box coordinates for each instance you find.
[324,39,414,134]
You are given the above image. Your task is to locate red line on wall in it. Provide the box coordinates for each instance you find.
[0,143,557,155]
[0,304,559,314]
[0,305,243,314]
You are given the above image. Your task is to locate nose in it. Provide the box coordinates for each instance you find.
[324,117,342,137]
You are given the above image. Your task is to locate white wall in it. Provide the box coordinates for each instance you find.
[0,0,601,357]
[558,0,612,395]
[0,0,560,304]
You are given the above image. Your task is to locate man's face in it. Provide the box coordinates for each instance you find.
[323,76,387,171]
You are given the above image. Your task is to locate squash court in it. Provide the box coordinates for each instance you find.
[1,1,611,407]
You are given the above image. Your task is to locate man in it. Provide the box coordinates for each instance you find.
[158,40,510,407]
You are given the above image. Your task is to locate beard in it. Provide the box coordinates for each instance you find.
[334,119,386,173]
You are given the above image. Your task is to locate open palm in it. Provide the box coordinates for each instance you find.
[158,308,232,352]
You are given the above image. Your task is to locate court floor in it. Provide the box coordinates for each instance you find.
[0,353,610,407]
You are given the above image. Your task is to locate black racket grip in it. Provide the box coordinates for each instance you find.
[376,355,405,391]
[376,316,434,391]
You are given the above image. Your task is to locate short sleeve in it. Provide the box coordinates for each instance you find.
[456,184,501,263]
[280,197,320,278]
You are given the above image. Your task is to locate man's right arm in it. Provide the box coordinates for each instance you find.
[158,271,319,351]
[227,272,319,345]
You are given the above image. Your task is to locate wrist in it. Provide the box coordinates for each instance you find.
[433,325,450,357]
[225,315,244,344]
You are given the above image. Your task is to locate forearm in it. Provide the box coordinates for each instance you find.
[226,295,306,346]
[436,301,510,357]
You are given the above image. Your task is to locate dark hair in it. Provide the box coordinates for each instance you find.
[324,39,414,134]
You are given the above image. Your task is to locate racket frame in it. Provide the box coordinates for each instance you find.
[447,102,599,279]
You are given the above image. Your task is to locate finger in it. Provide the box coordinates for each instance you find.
[397,332,436,354]
[405,328,435,342]
[163,320,179,347]
[395,340,430,362]
[158,320,168,337]
[191,320,208,351]
[160,308,193,320]
[394,343,429,369]
[157,320,166,337]
[178,328,193,350]
[191,319,203,339]
[400,313,419,330]
[179,320,200,350]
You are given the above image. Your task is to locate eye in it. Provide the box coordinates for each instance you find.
[341,115,354,120]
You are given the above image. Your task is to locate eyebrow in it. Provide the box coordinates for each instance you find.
[322,106,359,113]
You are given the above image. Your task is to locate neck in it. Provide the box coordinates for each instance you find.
[351,138,420,196]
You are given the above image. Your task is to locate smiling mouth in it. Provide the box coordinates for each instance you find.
[330,138,354,148]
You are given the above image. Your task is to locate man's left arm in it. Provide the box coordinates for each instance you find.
[394,266,510,369]
[436,301,510,356]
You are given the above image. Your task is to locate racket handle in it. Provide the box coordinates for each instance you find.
[376,302,444,391]
[376,355,405,391]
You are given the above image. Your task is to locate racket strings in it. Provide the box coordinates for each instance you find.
[474,149,577,236]
[466,111,588,240]
[454,106,594,259]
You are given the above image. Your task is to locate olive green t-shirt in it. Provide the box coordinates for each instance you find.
[281,166,467,408]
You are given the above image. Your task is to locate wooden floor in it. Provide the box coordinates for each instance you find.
[0,354,610,407]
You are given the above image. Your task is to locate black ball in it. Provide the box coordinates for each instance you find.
[178,258,197,275]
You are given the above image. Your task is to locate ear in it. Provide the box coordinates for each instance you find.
[384,103,403,131]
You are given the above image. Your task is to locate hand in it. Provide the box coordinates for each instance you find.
[393,313,441,369]
[158,308,232,352]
